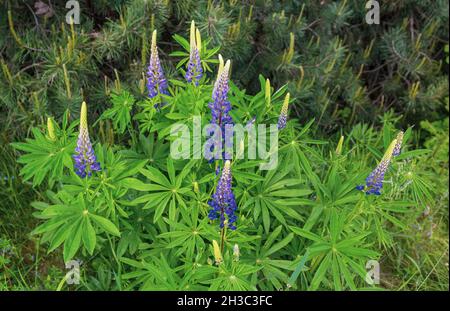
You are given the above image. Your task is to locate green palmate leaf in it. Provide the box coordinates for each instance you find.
[287,250,309,288]
[265,233,294,257]
[31,191,123,262]
[100,91,135,134]
[82,217,97,255]
[290,227,324,243]
[11,126,76,186]
[309,252,332,290]
[331,253,342,291]
[6,9,445,292]
[139,166,171,188]
[118,177,163,191]
[48,224,72,253]
[63,218,83,263]
[172,34,190,52]
[32,217,68,235]
[251,166,309,233]
[132,158,194,222]
[90,214,121,237]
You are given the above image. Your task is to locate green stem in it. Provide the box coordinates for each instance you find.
[220,225,226,253]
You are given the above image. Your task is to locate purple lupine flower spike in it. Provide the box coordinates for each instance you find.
[73,102,101,178]
[147,30,168,99]
[209,57,232,125]
[208,56,233,159]
[277,93,290,130]
[356,138,397,195]
[208,161,238,230]
[185,21,203,85]
[392,131,404,156]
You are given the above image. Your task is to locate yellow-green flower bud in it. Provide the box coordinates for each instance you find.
[212,240,223,265]
[265,79,271,108]
[193,181,199,193]
[335,135,344,155]
[47,117,56,141]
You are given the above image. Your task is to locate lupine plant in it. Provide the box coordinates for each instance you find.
[10,23,435,291]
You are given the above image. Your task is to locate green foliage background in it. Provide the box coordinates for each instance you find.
[0,0,448,291]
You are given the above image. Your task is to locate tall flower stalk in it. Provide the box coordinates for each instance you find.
[147,30,168,99]
[73,102,101,178]
[357,138,398,195]
[185,20,203,85]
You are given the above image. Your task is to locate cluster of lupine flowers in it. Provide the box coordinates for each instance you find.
[66,21,292,231]
[55,21,303,233]
[357,131,404,195]
[72,102,101,178]
[49,20,405,235]
[56,20,404,233]
[147,22,203,98]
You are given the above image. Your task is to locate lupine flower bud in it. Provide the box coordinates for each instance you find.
[73,102,101,178]
[193,181,199,193]
[282,32,295,64]
[195,28,202,52]
[212,240,223,264]
[208,160,238,230]
[236,139,245,159]
[47,117,56,141]
[217,54,224,79]
[393,131,404,156]
[265,79,271,108]
[356,138,397,195]
[277,92,290,129]
[147,30,168,99]
[335,135,344,155]
[185,21,203,85]
[233,243,240,261]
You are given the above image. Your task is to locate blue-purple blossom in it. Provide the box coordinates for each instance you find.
[73,102,101,178]
[185,48,202,85]
[209,59,232,125]
[277,93,290,130]
[356,138,397,195]
[393,131,404,156]
[208,58,233,159]
[208,161,238,230]
[185,21,203,85]
[147,30,168,99]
